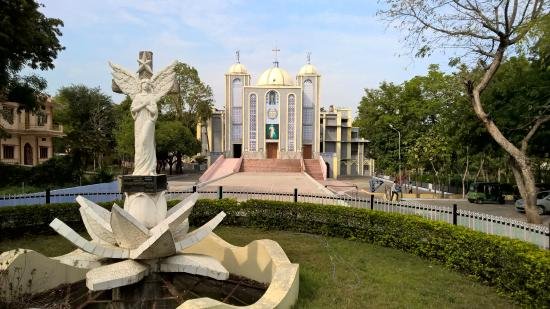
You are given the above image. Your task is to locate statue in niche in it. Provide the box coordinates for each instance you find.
[110,61,176,176]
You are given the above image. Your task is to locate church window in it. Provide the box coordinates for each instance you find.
[249,94,257,151]
[266,90,279,106]
[302,80,314,144]
[288,94,295,151]
[231,78,243,142]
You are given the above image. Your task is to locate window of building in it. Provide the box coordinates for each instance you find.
[40,146,48,159]
[249,94,257,151]
[2,106,14,124]
[42,138,47,142]
[288,94,295,151]
[37,113,47,126]
[231,78,243,143]
[3,145,14,159]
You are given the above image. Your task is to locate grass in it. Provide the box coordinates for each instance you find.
[0,227,517,308]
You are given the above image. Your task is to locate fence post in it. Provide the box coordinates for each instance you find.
[192,185,197,193]
[370,194,374,210]
[452,204,457,225]
[45,188,50,204]
[218,186,223,200]
[294,188,298,203]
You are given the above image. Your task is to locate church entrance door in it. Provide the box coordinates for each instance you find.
[302,145,312,159]
[266,143,278,159]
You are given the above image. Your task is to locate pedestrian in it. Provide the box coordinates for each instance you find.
[391,179,400,201]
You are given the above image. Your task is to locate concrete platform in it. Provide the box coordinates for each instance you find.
[202,172,332,195]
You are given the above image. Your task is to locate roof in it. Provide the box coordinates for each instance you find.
[257,67,294,86]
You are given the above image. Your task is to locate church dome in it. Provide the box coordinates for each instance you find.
[298,64,319,75]
[257,67,294,86]
[227,63,248,74]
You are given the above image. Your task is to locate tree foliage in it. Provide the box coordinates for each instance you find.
[379,0,548,223]
[159,62,214,135]
[55,85,117,170]
[0,0,64,136]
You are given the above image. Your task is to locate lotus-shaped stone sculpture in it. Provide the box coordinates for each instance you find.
[49,193,228,291]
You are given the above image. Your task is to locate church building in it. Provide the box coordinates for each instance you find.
[224,51,320,160]
[199,52,372,178]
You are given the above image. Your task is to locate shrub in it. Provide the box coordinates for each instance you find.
[0,198,548,306]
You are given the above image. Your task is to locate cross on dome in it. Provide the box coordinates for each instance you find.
[235,50,240,63]
[272,47,280,67]
[306,52,311,64]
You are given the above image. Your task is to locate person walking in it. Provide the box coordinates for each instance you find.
[391,178,401,201]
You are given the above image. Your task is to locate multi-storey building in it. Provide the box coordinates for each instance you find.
[0,99,64,166]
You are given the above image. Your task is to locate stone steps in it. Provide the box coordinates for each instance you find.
[304,159,324,181]
[240,159,301,173]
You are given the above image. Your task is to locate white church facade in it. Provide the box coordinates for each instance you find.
[199,53,373,178]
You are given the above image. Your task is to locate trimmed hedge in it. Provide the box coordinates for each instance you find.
[1,198,549,306]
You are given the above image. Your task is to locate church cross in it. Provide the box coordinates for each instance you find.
[307,52,311,64]
[235,50,240,63]
[272,47,280,67]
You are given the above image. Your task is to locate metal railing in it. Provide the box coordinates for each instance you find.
[1,187,548,249]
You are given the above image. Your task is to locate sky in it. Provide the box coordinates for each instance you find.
[35,0,452,114]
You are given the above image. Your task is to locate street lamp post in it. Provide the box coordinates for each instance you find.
[389,124,401,188]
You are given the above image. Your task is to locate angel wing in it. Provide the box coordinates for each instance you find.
[151,61,177,99]
[109,62,140,99]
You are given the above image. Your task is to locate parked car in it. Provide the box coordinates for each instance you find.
[515,191,550,215]
[467,182,505,204]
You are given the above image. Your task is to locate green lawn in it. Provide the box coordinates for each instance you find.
[0,227,517,308]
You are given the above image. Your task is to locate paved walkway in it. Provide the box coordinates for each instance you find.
[202,172,332,195]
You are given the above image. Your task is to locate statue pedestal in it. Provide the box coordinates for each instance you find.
[121,175,168,228]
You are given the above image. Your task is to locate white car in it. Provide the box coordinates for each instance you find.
[515,191,550,215]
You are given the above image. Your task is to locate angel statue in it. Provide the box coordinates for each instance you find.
[110,61,176,176]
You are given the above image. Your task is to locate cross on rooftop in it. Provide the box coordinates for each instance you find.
[272,47,280,67]
[235,50,240,63]
[307,52,311,64]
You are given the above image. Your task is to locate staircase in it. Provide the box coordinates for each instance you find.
[240,159,301,173]
[304,159,324,180]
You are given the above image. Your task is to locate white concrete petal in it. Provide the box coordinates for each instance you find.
[86,259,149,291]
[159,254,229,280]
[49,218,129,259]
[110,204,150,249]
[174,212,226,251]
[129,225,176,259]
[150,193,198,236]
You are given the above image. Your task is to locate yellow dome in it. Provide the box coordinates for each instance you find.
[227,63,248,74]
[298,64,319,75]
[257,67,294,86]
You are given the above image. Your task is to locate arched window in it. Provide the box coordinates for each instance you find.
[266,90,279,106]
[288,94,295,151]
[302,80,314,143]
[231,78,243,142]
[249,94,257,151]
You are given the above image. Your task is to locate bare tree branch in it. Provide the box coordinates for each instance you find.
[521,115,550,152]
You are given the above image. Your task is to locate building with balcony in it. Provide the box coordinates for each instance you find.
[0,99,64,166]
[320,106,374,177]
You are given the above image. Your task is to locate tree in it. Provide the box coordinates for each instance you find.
[0,0,64,124]
[55,85,117,170]
[159,62,214,135]
[155,121,200,175]
[380,0,548,223]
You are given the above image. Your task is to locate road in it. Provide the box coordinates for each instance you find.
[337,176,550,226]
